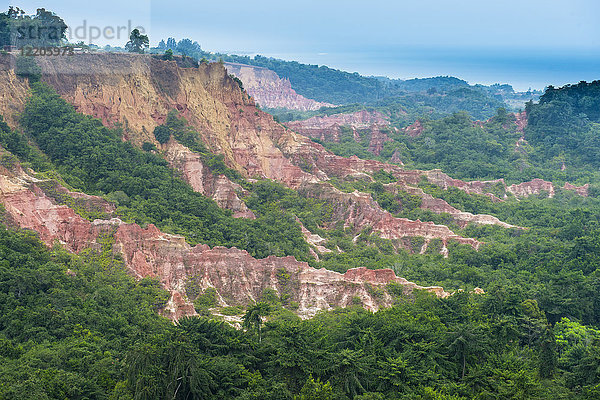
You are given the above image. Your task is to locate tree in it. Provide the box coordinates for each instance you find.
[539,326,558,379]
[141,142,156,152]
[1,7,66,48]
[243,302,271,343]
[153,124,171,144]
[448,325,487,380]
[0,11,10,47]
[328,349,369,397]
[15,56,41,82]
[125,29,149,54]
[166,37,176,50]
[377,356,416,391]
[295,376,342,400]
[176,38,201,57]
[31,8,67,46]
[162,48,173,61]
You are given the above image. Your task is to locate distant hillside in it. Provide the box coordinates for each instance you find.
[393,76,470,92]
[525,80,600,173]
[286,81,600,187]
[152,38,521,117]
[269,85,507,125]
[217,54,392,104]
[224,62,336,111]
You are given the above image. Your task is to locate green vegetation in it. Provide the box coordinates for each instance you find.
[328,170,423,216]
[0,225,171,399]
[311,125,375,161]
[216,55,507,117]
[384,109,523,181]
[156,39,391,104]
[525,81,600,177]
[264,104,368,123]
[15,55,41,82]
[162,48,174,61]
[310,110,522,181]
[1,224,598,399]
[1,46,599,399]
[245,180,333,233]
[125,28,149,54]
[0,7,67,48]
[20,83,310,261]
[35,179,112,221]
[312,91,600,186]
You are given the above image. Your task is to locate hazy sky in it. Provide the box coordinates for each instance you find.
[7,0,600,90]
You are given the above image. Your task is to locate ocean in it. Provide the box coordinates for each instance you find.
[255,46,600,92]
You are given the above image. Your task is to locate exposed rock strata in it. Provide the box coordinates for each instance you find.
[31,55,576,252]
[164,140,255,218]
[513,111,528,132]
[425,170,588,199]
[225,62,335,111]
[508,178,555,198]
[404,120,424,137]
[297,218,331,254]
[0,163,447,319]
[0,55,30,127]
[563,182,589,197]
[299,182,481,254]
[35,54,481,252]
[286,110,392,156]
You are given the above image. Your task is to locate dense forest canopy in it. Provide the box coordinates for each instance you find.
[2,222,600,399]
[525,81,600,172]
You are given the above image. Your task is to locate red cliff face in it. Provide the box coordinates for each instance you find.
[563,182,589,197]
[225,62,336,111]
[425,170,587,199]
[508,179,555,198]
[33,55,485,252]
[514,111,528,133]
[0,163,447,319]
[298,182,481,255]
[404,120,425,137]
[30,55,549,256]
[115,223,447,319]
[286,110,392,156]
[164,140,255,219]
[0,56,30,128]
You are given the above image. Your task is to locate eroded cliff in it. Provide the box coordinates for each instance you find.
[163,140,255,218]
[286,110,393,156]
[225,62,336,111]
[33,54,489,252]
[0,156,446,319]
[0,55,30,128]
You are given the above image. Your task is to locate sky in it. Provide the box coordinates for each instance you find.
[6,0,600,91]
